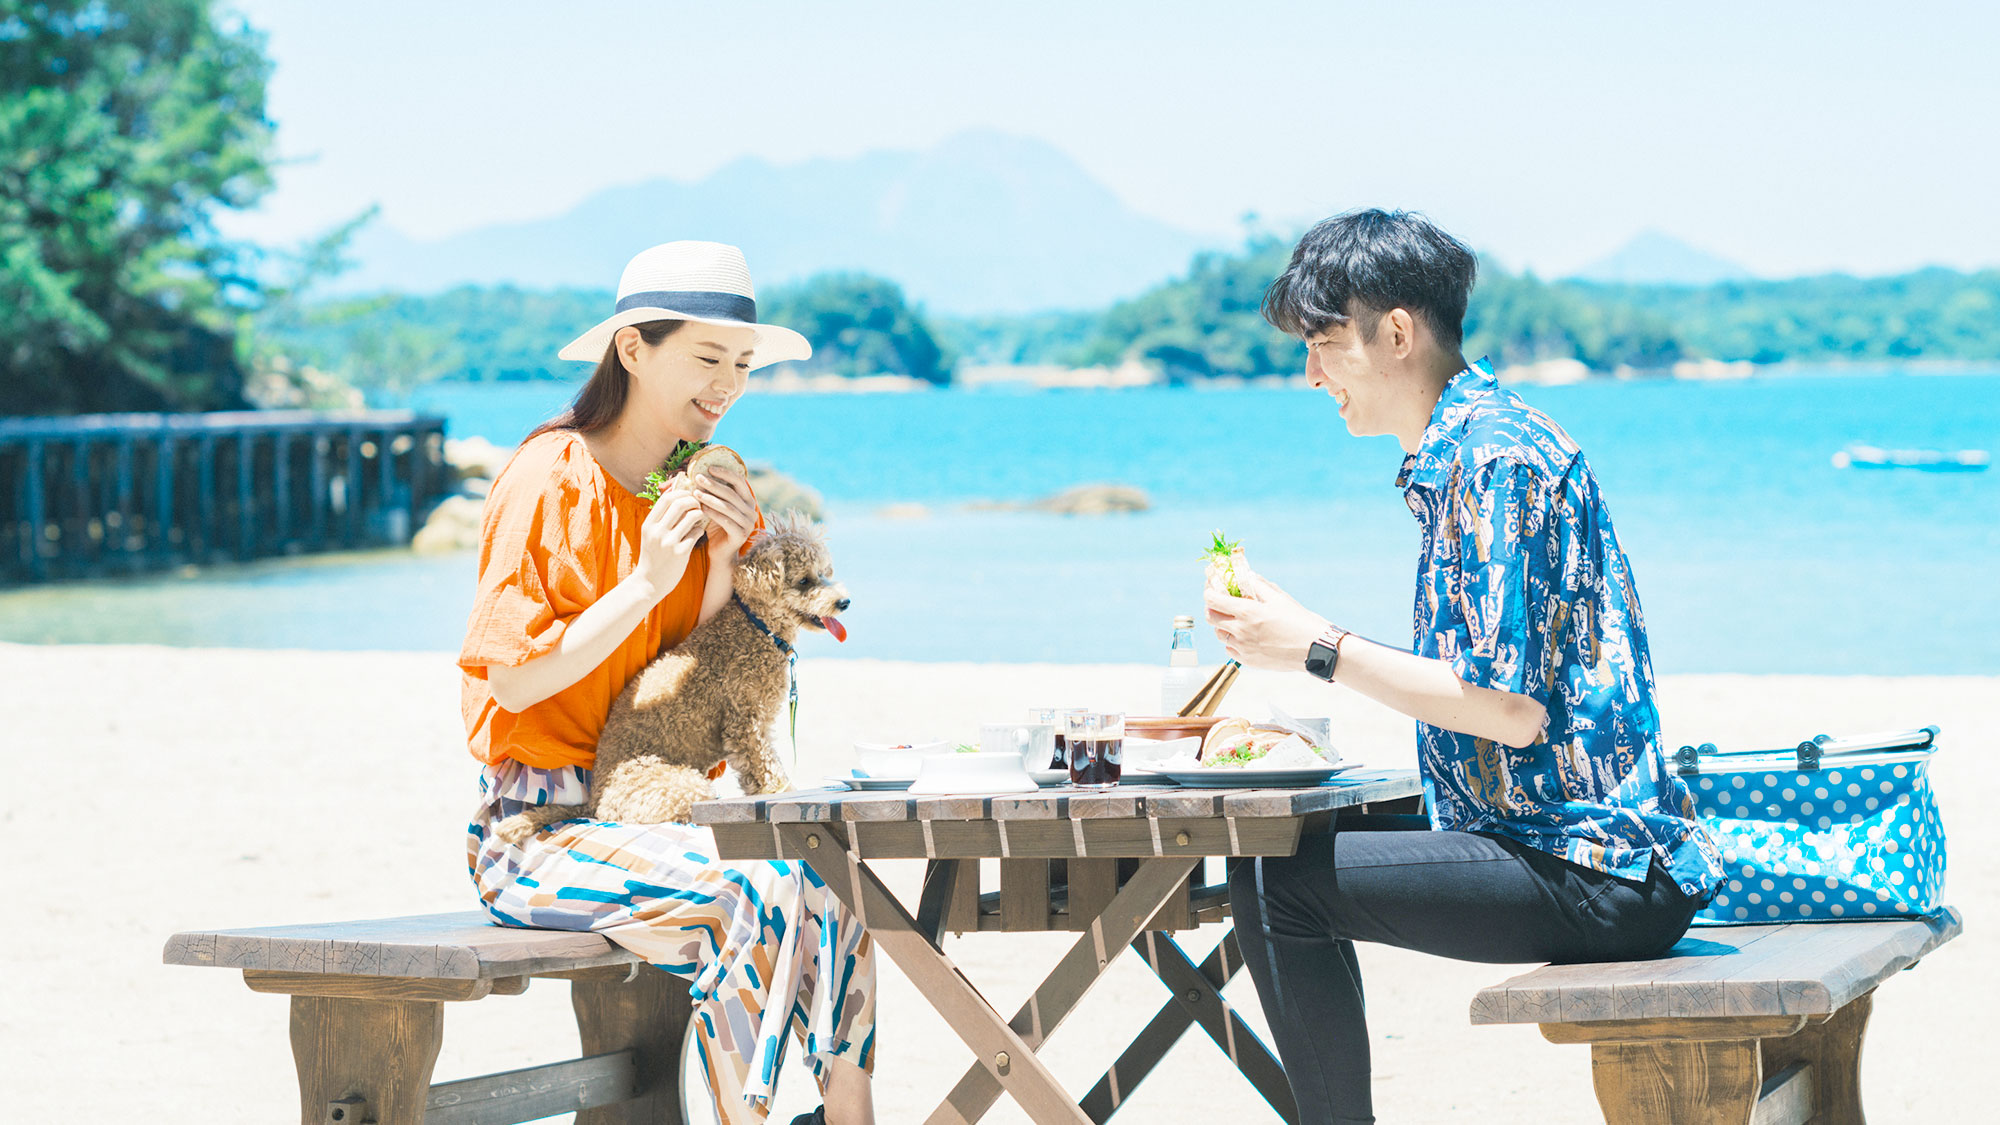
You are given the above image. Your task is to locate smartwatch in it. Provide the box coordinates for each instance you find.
[1304,624,1349,682]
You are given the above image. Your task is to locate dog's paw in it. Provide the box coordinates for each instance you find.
[491,815,534,846]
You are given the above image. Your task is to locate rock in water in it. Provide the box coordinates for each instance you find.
[747,463,825,522]
[1031,484,1151,515]
[444,436,511,483]
[412,494,487,554]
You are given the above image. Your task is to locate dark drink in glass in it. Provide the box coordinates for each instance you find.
[1067,737,1123,786]
[1063,712,1125,789]
[1030,706,1086,770]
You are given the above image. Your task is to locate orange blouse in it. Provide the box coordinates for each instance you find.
[458,430,752,769]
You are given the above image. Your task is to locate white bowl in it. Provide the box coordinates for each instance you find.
[1122,736,1201,771]
[908,751,1039,795]
[853,739,952,779]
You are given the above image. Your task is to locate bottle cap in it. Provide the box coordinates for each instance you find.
[1173,615,1195,628]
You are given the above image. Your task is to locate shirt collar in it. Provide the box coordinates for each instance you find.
[1396,356,1497,490]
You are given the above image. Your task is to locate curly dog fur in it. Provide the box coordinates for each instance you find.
[493,513,847,843]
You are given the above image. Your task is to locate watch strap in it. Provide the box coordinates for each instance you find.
[1304,624,1349,681]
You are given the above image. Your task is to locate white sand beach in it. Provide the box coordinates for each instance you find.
[4,643,1988,1122]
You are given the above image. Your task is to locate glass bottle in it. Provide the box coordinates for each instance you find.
[1160,614,1200,715]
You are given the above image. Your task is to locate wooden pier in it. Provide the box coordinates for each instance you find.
[0,410,448,584]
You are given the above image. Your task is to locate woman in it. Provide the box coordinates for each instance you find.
[460,241,874,1125]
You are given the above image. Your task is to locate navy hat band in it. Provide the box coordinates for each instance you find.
[614,290,757,322]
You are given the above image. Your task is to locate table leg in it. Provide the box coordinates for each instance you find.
[1080,928,1297,1124]
[924,857,1204,1124]
[916,859,967,948]
[776,824,1098,1124]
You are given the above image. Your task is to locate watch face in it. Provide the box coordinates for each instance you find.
[1305,641,1337,681]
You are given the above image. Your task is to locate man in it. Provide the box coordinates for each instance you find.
[1207,209,1721,1124]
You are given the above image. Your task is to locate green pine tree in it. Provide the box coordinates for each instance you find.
[1,0,276,415]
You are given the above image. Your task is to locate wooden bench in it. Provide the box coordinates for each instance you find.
[1470,910,1963,1124]
[163,912,695,1125]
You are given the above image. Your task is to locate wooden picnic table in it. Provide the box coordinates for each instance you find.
[690,767,1424,1124]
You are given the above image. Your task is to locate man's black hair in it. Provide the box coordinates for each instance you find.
[1261,209,1477,350]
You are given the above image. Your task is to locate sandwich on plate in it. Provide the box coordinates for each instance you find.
[1146,718,1335,772]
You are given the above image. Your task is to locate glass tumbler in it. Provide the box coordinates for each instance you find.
[1064,711,1125,789]
[1029,706,1088,770]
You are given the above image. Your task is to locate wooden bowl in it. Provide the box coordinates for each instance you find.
[1125,715,1227,742]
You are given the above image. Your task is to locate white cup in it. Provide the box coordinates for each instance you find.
[980,723,1057,771]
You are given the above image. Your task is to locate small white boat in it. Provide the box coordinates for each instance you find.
[1832,444,1990,472]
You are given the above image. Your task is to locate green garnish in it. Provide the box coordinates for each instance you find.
[1203,529,1243,597]
[1205,740,1266,768]
[638,440,710,501]
[956,743,980,754]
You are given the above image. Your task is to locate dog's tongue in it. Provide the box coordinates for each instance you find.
[821,616,847,643]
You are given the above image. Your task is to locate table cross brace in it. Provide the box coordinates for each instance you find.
[1080,927,1298,1123]
[923,856,1203,1124]
[777,822,1201,1124]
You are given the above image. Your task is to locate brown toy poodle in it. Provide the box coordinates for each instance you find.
[493,513,848,842]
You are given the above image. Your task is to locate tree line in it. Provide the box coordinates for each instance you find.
[244,251,2000,394]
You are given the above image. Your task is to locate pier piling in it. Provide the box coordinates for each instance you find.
[0,411,449,584]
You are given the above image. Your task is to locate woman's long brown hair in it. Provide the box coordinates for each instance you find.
[525,319,684,441]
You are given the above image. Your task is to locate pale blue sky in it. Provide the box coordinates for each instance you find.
[222,0,2000,279]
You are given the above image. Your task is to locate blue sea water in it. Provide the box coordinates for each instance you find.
[3,370,1996,673]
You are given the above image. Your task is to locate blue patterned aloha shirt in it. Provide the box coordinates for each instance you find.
[1399,358,1722,898]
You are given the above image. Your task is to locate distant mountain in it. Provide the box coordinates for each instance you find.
[333,131,1218,315]
[1571,230,1754,287]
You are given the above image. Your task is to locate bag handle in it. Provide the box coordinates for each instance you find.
[1675,725,1939,775]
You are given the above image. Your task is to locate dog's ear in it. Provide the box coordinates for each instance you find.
[732,527,787,599]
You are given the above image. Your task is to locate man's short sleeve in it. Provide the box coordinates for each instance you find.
[1442,457,1559,700]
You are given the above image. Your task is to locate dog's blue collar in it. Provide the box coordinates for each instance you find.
[732,593,795,658]
[732,592,801,765]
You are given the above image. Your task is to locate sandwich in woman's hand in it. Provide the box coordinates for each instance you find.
[639,442,750,530]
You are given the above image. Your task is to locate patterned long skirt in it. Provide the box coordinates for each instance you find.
[466,761,875,1122]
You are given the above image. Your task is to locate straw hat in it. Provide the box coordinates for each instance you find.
[557,241,812,368]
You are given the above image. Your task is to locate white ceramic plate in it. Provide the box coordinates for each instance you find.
[1143,762,1364,788]
[824,774,916,791]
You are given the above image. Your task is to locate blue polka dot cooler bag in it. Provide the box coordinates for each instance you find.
[1676,726,1946,925]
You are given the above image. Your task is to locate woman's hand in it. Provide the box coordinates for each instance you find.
[695,466,760,560]
[1204,562,1333,671]
[635,491,707,594]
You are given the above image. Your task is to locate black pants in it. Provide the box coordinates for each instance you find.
[1226,814,1698,1125]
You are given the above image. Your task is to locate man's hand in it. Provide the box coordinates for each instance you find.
[1203,562,1333,672]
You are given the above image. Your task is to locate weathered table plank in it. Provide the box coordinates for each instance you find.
[692,770,1421,826]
